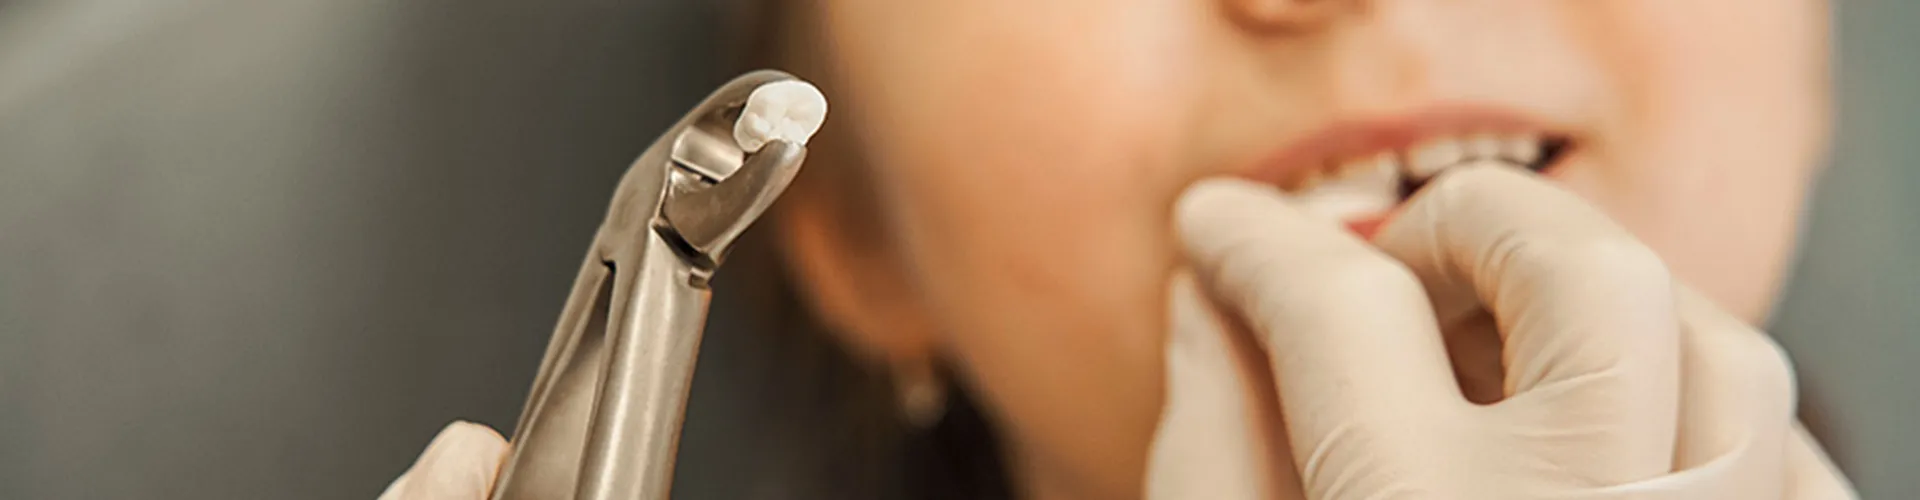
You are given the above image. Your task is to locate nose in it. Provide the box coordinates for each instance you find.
[1224,0,1364,32]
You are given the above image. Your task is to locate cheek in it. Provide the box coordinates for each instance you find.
[824,0,1206,494]
[1565,0,1828,320]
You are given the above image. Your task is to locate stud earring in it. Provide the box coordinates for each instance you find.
[894,361,949,429]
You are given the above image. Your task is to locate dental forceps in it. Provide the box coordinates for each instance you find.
[489,70,813,500]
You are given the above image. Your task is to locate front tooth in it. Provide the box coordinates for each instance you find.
[1292,153,1402,221]
[1502,134,1543,165]
[1320,154,1396,186]
[1466,134,1502,159]
[1346,152,1399,181]
[1406,137,1467,179]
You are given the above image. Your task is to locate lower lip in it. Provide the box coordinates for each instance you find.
[1345,215,1391,240]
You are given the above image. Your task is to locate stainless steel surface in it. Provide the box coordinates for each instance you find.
[664,143,806,272]
[489,70,812,500]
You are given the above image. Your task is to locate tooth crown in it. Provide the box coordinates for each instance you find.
[1284,133,1545,190]
[1275,133,1548,223]
[734,80,829,153]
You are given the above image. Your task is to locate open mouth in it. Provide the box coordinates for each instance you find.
[1269,132,1574,237]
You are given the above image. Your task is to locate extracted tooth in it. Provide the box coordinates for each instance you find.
[734,79,829,153]
[1466,133,1502,159]
[1406,137,1467,180]
[1502,134,1543,165]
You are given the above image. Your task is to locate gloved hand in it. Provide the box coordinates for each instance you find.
[1148,165,1857,499]
[378,422,509,500]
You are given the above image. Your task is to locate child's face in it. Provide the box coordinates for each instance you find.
[785,1,1828,497]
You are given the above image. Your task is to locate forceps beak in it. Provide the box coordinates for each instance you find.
[664,139,805,273]
[490,71,816,500]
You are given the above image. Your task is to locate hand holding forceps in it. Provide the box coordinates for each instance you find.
[489,70,821,500]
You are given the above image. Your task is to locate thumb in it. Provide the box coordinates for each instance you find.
[379,422,511,500]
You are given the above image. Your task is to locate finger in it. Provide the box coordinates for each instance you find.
[381,421,511,500]
[1176,178,1462,447]
[1671,287,1796,469]
[1785,422,1859,499]
[1589,419,1850,500]
[1371,164,1680,482]
[377,474,413,500]
[1648,287,1796,499]
[1146,273,1299,500]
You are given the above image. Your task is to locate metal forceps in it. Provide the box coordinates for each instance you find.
[489,70,813,500]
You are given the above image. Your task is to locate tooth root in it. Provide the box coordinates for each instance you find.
[1466,134,1502,159]
[1503,135,1543,165]
[1407,139,1466,179]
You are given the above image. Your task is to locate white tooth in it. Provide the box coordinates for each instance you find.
[1295,191,1399,222]
[1466,133,1502,159]
[1503,134,1543,165]
[1325,153,1398,188]
[734,80,829,153]
[1406,137,1467,179]
[1292,153,1401,221]
[1373,151,1405,175]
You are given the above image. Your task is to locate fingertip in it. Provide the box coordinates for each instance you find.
[444,421,508,446]
[1400,162,1587,233]
[404,421,510,498]
[1425,160,1535,192]
[376,473,411,500]
[420,421,507,461]
[439,421,510,467]
[1174,177,1297,271]
[1175,177,1283,232]
[1377,163,1517,243]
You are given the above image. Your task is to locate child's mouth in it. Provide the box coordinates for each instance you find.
[1296,134,1569,238]
[1242,110,1575,239]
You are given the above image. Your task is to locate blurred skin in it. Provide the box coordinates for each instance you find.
[774,1,1831,499]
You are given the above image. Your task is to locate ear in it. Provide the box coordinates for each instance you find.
[774,165,942,375]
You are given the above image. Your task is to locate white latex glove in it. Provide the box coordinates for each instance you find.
[378,422,509,500]
[1148,165,1857,499]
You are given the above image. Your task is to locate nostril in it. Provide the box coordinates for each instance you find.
[1224,0,1357,33]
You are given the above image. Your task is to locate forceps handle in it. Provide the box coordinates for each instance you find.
[489,233,709,500]
[576,236,709,500]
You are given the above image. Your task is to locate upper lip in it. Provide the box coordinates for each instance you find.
[1241,104,1572,185]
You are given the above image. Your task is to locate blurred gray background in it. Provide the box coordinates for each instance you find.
[0,1,1913,499]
